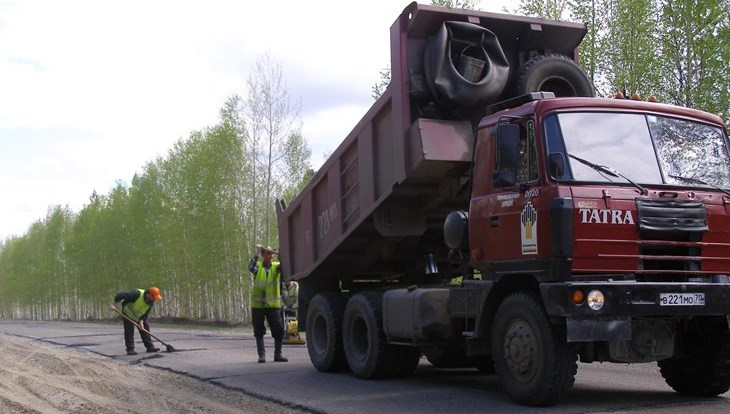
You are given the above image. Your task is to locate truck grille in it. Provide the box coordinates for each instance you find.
[635,198,708,235]
[635,198,708,279]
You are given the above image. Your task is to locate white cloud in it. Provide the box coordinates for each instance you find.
[302,103,374,168]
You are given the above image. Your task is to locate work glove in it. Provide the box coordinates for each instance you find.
[255,244,262,256]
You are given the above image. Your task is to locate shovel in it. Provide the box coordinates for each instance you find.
[112,308,176,352]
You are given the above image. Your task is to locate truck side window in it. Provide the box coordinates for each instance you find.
[543,114,571,181]
[517,121,538,183]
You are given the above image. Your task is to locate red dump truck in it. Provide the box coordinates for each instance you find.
[275,2,730,406]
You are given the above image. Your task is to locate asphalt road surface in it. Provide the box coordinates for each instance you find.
[1,319,728,413]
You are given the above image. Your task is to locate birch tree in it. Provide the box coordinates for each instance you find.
[658,0,730,119]
[569,0,609,93]
[245,52,302,246]
[602,0,662,97]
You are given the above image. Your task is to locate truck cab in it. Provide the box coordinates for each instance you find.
[448,93,730,403]
[472,94,730,283]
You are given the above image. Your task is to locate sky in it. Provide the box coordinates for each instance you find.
[0,0,516,241]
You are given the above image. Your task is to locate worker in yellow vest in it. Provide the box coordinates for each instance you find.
[109,286,162,355]
[248,245,288,363]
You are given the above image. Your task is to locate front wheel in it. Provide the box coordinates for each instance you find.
[491,293,577,406]
[658,317,730,396]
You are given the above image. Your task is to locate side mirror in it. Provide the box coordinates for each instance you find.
[548,152,565,180]
[492,123,520,188]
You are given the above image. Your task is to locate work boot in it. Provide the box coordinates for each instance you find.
[256,337,266,363]
[127,349,137,356]
[274,353,288,362]
[274,339,288,362]
[147,347,160,353]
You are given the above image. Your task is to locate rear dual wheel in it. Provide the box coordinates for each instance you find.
[342,292,419,379]
[306,292,348,372]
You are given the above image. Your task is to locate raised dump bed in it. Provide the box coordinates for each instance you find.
[276,1,590,294]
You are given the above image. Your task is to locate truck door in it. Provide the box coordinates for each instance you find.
[471,119,541,263]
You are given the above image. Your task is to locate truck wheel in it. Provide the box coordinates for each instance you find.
[306,292,348,372]
[513,53,594,97]
[491,293,577,406]
[658,318,730,396]
[342,292,397,379]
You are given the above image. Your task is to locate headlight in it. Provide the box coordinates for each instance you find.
[586,290,605,311]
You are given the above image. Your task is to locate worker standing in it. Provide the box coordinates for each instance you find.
[248,245,288,363]
[109,286,162,355]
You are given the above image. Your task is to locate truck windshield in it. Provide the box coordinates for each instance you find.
[544,112,730,189]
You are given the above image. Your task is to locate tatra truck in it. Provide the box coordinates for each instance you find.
[275,2,730,406]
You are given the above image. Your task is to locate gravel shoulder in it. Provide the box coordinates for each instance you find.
[0,333,309,414]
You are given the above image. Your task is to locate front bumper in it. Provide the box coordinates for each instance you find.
[541,281,730,317]
[541,281,730,341]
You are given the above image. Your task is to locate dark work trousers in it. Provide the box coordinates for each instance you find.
[252,307,284,340]
[123,317,154,351]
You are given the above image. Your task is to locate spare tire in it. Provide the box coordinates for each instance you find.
[513,54,594,97]
[425,21,510,110]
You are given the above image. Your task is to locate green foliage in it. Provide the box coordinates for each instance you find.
[371,65,391,100]
[0,207,74,319]
[602,0,662,97]
[658,0,730,120]
[569,0,609,89]
[280,131,313,205]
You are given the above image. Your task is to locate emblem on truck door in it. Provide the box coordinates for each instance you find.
[521,202,538,255]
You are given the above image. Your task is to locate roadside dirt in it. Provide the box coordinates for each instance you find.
[0,333,310,414]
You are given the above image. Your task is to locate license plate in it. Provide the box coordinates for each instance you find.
[659,293,705,306]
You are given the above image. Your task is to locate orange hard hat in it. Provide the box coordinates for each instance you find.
[148,286,162,300]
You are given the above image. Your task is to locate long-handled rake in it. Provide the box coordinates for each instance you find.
[112,308,176,352]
